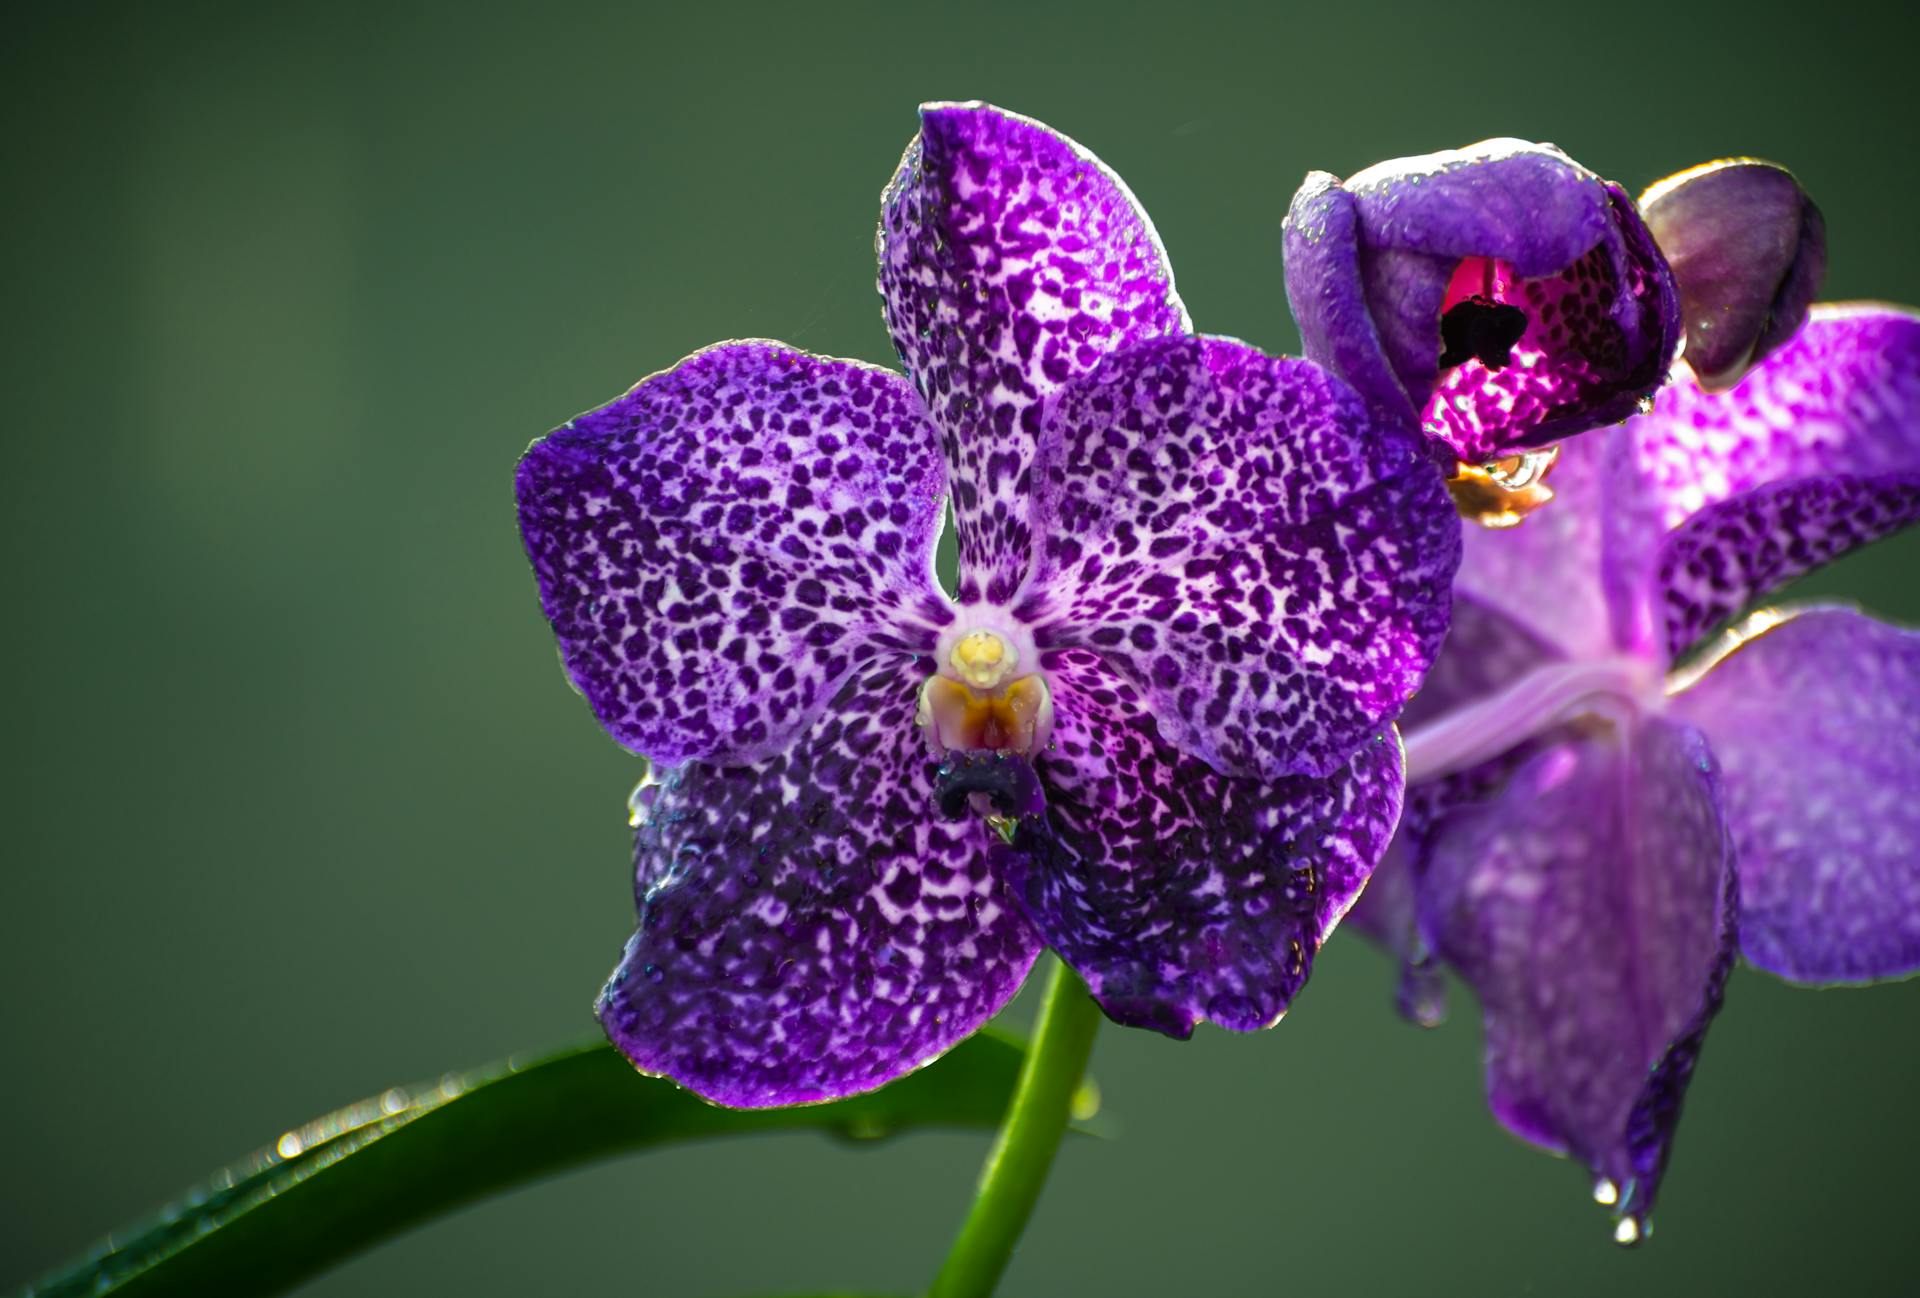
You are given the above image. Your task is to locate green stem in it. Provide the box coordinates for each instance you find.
[927,954,1101,1298]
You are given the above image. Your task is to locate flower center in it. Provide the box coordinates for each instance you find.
[1444,445,1561,529]
[918,625,1053,756]
[949,628,1018,689]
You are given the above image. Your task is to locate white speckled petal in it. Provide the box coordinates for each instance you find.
[1612,305,1920,656]
[516,342,955,767]
[602,656,1042,1108]
[1017,335,1459,781]
[1010,649,1402,1037]
[878,102,1190,606]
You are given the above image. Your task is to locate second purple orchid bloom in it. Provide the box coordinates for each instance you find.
[1353,302,1920,1240]
[517,103,1461,1107]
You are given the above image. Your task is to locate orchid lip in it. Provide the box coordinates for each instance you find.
[917,672,1055,757]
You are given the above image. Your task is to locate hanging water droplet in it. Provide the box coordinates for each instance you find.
[1635,394,1656,415]
[1396,957,1448,1029]
[1592,1177,1619,1206]
[1613,1215,1642,1247]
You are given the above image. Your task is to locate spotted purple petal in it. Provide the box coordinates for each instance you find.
[516,342,954,767]
[1016,335,1460,781]
[1670,606,1920,984]
[602,656,1043,1108]
[1654,474,1920,658]
[1418,716,1735,1231]
[1611,305,1920,658]
[1284,140,1680,462]
[1007,649,1401,1037]
[878,101,1191,606]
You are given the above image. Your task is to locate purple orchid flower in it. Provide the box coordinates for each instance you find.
[515,102,1462,1108]
[1283,139,1682,471]
[1351,303,1920,1240]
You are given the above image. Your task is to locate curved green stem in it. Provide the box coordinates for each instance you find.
[928,955,1102,1298]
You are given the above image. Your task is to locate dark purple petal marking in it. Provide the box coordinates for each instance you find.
[1009,650,1402,1037]
[1343,836,1451,1028]
[1019,335,1460,780]
[1671,606,1920,984]
[878,101,1191,605]
[601,657,1042,1108]
[1641,159,1827,391]
[1418,717,1735,1232]
[515,341,954,767]
[1285,140,1680,461]
[1613,305,1920,657]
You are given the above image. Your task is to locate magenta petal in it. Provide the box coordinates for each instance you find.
[1419,717,1735,1229]
[878,101,1190,605]
[1013,650,1402,1036]
[1614,305,1920,655]
[1018,335,1459,780]
[1623,307,1920,523]
[1671,606,1920,984]
[516,342,954,767]
[602,656,1043,1108]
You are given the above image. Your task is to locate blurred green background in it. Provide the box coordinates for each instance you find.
[7,1,1919,1294]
